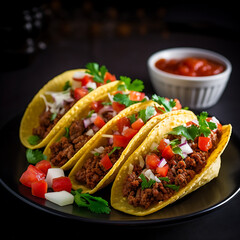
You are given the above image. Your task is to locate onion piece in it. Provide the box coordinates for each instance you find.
[107,93,114,102]
[158,158,167,168]
[179,141,193,155]
[150,142,159,151]
[85,129,94,136]
[83,118,91,128]
[45,191,74,206]
[98,106,114,115]
[91,146,105,154]
[46,168,64,188]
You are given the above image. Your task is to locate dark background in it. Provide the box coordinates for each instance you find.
[1,1,240,239]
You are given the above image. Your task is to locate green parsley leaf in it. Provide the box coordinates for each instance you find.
[152,94,176,112]
[139,106,156,123]
[113,93,146,107]
[128,114,136,124]
[197,112,217,137]
[64,127,70,138]
[85,63,108,83]
[108,146,121,156]
[119,76,144,92]
[139,174,156,190]
[26,149,47,164]
[168,125,194,140]
[172,146,185,159]
[94,152,100,156]
[164,184,180,191]
[158,177,170,182]
[72,189,111,214]
[87,110,95,118]
[169,139,180,147]
[63,80,71,91]
[50,112,57,121]
[27,135,40,145]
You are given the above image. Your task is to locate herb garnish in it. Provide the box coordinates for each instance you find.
[108,146,121,156]
[85,63,108,83]
[139,174,156,190]
[27,135,40,145]
[26,149,47,164]
[63,80,71,91]
[139,106,156,123]
[72,189,111,214]
[152,94,176,112]
[118,76,145,92]
[113,93,146,107]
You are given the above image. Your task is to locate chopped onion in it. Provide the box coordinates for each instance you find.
[98,106,114,115]
[73,71,87,79]
[143,169,160,183]
[45,191,74,206]
[158,158,167,168]
[91,146,105,154]
[181,136,187,144]
[139,155,145,168]
[92,125,99,132]
[164,138,170,145]
[101,134,113,138]
[128,163,134,174]
[179,141,193,155]
[108,137,113,145]
[46,168,64,188]
[83,118,91,128]
[107,93,114,102]
[85,129,94,136]
[86,81,97,90]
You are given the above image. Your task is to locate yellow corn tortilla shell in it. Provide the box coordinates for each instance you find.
[111,114,232,216]
[69,106,196,194]
[19,68,120,149]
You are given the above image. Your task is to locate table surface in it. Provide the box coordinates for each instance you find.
[1,4,240,239]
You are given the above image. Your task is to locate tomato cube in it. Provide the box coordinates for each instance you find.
[31,180,48,199]
[90,101,104,113]
[35,160,51,175]
[156,165,169,177]
[112,101,125,113]
[113,135,131,148]
[52,177,72,193]
[146,153,160,169]
[104,72,116,83]
[117,117,131,133]
[162,145,174,160]
[74,87,89,100]
[129,91,145,101]
[94,116,105,128]
[198,136,212,152]
[100,154,113,170]
[122,127,138,139]
[131,118,145,130]
[19,165,46,188]
[157,139,169,153]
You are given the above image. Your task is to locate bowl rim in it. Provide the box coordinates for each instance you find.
[148,47,232,81]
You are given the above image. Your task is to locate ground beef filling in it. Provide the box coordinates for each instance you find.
[50,120,92,167]
[32,91,77,139]
[75,146,124,189]
[122,130,222,209]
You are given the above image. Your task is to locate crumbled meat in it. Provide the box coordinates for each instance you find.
[75,145,124,189]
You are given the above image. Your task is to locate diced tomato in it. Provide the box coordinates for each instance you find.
[112,101,125,113]
[173,98,182,110]
[35,160,51,175]
[131,118,145,130]
[129,91,145,101]
[73,75,93,86]
[155,106,165,114]
[100,154,113,170]
[113,135,131,148]
[74,87,88,100]
[217,123,222,131]
[156,164,169,177]
[52,176,72,193]
[198,136,212,152]
[104,72,116,83]
[157,139,169,153]
[162,145,174,160]
[94,116,105,128]
[90,101,104,113]
[186,120,198,127]
[31,180,48,199]
[19,165,46,188]
[122,127,138,139]
[146,153,160,169]
[117,117,131,133]
[113,91,123,95]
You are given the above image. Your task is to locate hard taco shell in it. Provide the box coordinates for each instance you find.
[111,114,232,216]
[19,69,120,149]
[69,106,196,194]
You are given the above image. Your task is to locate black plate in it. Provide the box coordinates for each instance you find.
[1,114,240,226]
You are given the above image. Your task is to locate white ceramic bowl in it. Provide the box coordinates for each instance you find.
[148,47,232,109]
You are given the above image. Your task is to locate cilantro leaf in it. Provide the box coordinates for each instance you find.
[128,114,136,124]
[64,127,70,138]
[158,177,170,182]
[85,63,108,83]
[139,106,156,123]
[152,94,176,112]
[27,135,40,145]
[164,184,180,191]
[26,149,47,164]
[113,93,146,107]
[139,174,156,190]
[108,146,121,156]
[172,146,185,159]
[197,112,217,137]
[50,112,57,121]
[168,125,194,140]
[119,76,144,92]
[63,80,71,91]
[72,189,111,214]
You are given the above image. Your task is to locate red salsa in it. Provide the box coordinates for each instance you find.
[155,57,225,77]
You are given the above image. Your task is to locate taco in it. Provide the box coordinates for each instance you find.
[19,63,117,149]
[68,102,194,194]
[111,112,232,216]
[43,77,149,171]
